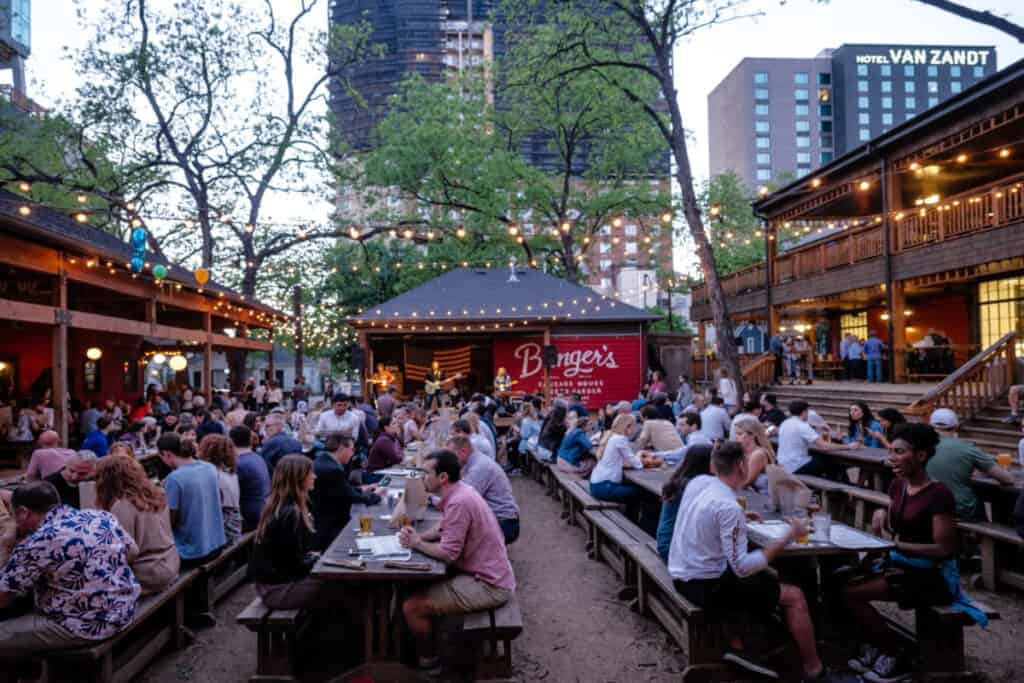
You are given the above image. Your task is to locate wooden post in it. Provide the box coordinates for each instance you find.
[890,280,907,383]
[52,261,68,444]
[543,326,552,406]
[202,311,213,401]
[293,286,304,388]
[358,329,371,402]
[267,328,275,385]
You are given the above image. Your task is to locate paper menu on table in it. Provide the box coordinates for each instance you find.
[829,524,891,550]
[747,521,791,540]
[355,534,412,560]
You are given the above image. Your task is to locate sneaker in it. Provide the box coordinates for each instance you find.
[722,650,779,679]
[848,644,881,674]
[1002,414,1020,424]
[863,654,913,682]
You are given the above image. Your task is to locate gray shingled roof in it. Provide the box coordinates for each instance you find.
[352,267,660,325]
[0,191,284,316]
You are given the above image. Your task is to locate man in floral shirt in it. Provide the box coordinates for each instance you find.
[0,481,140,659]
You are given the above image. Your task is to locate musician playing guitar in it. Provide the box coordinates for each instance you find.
[494,367,519,394]
[424,361,462,410]
[367,363,395,394]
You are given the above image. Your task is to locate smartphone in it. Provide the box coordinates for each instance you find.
[379,476,392,487]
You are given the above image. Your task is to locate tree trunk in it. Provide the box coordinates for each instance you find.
[561,232,578,280]
[657,68,744,396]
[227,261,261,394]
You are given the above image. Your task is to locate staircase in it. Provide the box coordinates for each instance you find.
[769,382,924,433]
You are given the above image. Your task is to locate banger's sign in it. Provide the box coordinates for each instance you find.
[493,335,643,407]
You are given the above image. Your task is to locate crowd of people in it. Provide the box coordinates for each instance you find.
[1,363,1020,681]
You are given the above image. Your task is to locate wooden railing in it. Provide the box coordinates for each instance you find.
[693,170,1024,304]
[691,352,774,387]
[905,331,1017,420]
[742,352,776,388]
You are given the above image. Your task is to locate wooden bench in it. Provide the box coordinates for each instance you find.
[884,600,1000,679]
[583,510,643,594]
[564,479,624,530]
[188,532,256,625]
[44,570,197,683]
[462,593,524,682]
[797,475,891,530]
[794,474,854,518]
[236,596,307,683]
[844,487,891,530]
[956,520,1024,592]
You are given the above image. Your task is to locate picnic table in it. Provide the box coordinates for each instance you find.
[311,475,445,676]
[810,443,891,491]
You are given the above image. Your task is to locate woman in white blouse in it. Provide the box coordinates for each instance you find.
[732,416,776,495]
[717,368,738,413]
[589,413,645,505]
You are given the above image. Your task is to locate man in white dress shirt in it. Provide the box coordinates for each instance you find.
[314,394,362,438]
[668,442,841,681]
[699,395,732,443]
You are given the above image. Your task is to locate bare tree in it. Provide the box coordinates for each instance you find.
[904,1,1023,41]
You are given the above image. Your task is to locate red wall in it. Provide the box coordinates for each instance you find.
[863,295,969,346]
[0,322,144,403]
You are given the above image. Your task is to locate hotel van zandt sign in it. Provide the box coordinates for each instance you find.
[856,48,992,67]
[493,336,642,407]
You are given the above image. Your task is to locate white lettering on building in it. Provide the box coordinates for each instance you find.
[513,342,620,380]
[855,49,991,67]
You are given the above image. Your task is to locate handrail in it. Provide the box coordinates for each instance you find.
[906,331,1017,419]
[741,352,775,387]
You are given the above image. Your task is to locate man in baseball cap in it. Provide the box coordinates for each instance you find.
[927,408,1015,521]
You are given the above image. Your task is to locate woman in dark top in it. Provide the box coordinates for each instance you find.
[843,423,957,681]
[538,405,568,461]
[867,407,907,450]
[655,444,712,561]
[248,454,351,610]
[367,417,402,474]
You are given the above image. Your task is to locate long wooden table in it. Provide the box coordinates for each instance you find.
[311,475,445,675]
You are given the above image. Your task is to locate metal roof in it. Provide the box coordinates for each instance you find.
[351,267,661,325]
[0,190,285,317]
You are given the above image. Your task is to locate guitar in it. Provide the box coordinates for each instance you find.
[494,377,519,393]
[424,372,462,395]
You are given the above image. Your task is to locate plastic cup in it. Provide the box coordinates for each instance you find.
[997,452,1013,468]
[359,514,373,536]
[812,512,831,543]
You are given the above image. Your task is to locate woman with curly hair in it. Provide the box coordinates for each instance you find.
[197,434,242,545]
[95,453,180,594]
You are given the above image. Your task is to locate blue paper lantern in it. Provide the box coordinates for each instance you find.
[131,227,147,248]
[130,256,144,273]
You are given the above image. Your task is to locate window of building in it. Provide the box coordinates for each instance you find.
[841,312,868,340]
[857,64,868,77]
[757,152,771,165]
[858,96,869,109]
[756,168,771,181]
[951,81,962,94]
[904,81,915,93]
[858,79,869,92]
[755,120,770,133]
[858,112,870,125]
[795,104,809,116]
[820,133,834,148]
[818,73,831,85]
[882,96,893,109]
[881,81,892,93]
[820,120,833,133]
[755,87,769,100]
[794,88,809,101]
[903,65,915,77]
[755,103,770,115]
[600,278,612,290]
[927,65,938,78]
[950,65,961,78]
[927,81,939,94]
[599,242,611,254]
[979,278,1024,351]
[600,259,611,271]
[819,103,833,117]
[797,166,811,177]
[820,151,834,164]
[905,112,916,122]
[859,128,871,141]
[905,96,916,109]
[882,112,893,125]
[754,71,768,84]
[756,136,770,149]
[625,241,637,254]
[795,120,810,132]
[794,72,809,84]
[796,152,811,164]
[624,223,637,237]
[928,96,939,108]
[973,65,985,78]
[881,64,892,77]
[796,135,810,148]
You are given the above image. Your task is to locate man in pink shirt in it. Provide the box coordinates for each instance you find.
[25,431,76,481]
[399,450,515,671]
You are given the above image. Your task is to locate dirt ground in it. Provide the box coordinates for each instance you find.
[137,474,1024,682]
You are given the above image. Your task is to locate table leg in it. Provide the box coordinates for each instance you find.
[873,470,884,492]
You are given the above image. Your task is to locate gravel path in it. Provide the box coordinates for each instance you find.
[137,473,1024,681]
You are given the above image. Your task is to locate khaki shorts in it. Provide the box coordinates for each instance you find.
[0,613,93,660]
[422,574,511,616]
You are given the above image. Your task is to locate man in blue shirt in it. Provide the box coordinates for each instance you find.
[81,416,112,457]
[863,332,887,383]
[845,337,864,381]
[631,389,650,412]
[231,425,270,532]
[159,432,225,568]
